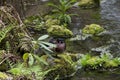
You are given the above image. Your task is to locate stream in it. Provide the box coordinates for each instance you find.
[24,0,120,80]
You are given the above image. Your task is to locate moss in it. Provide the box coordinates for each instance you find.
[45,19,60,28]
[44,53,76,79]
[79,53,120,69]
[82,24,104,35]
[47,25,73,38]
[104,60,119,68]
[44,15,53,21]
[0,72,9,79]
[79,0,95,8]
[24,15,44,31]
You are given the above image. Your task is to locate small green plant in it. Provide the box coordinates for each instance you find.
[24,15,44,31]
[32,35,56,58]
[48,0,77,24]
[8,53,50,80]
[8,53,77,80]
[77,53,120,70]
[0,24,14,43]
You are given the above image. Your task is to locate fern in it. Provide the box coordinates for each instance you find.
[0,24,14,43]
[48,0,77,24]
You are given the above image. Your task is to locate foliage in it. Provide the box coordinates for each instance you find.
[82,24,104,35]
[24,15,45,31]
[8,53,50,80]
[0,5,32,54]
[0,49,20,71]
[43,53,77,80]
[8,53,77,80]
[77,53,120,70]
[0,24,14,43]
[47,25,73,38]
[32,35,56,58]
[48,0,77,24]
[100,53,120,68]
[0,5,21,24]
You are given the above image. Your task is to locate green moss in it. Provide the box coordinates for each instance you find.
[104,60,119,68]
[82,24,104,35]
[44,53,76,79]
[78,53,120,69]
[24,15,44,31]
[0,72,9,79]
[45,19,60,28]
[79,0,95,8]
[47,25,73,38]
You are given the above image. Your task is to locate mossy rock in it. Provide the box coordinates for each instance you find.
[103,60,118,68]
[45,19,60,28]
[43,53,76,79]
[82,24,104,35]
[47,25,73,38]
[78,0,96,8]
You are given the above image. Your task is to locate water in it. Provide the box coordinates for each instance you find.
[70,0,120,79]
[23,0,120,80]
[101,0,120,22]
[73,69,120,80]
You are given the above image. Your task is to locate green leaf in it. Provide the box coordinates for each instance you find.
[38,35,49,40]
[42,49,54,59]
[23,53,29,62]
[39,43,53,53]
[0,24,14,43]
[40,41,56,48]
[47,3,59,10]
[8,68,21,76]
[28,54,34,66]
[33,54,49,65]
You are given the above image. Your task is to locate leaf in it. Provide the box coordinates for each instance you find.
[40,41,56,48]
[39,43,53,53]
[66,14,71,23]
[23,53,29,62]
[38,35,49,40]
[33,54,49,65]
[32,41,37,44]
[47,3,59,10]
[8,68,21,76]
[28,54,34,66]
[42,49,54,59]
[0,24,14,43]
